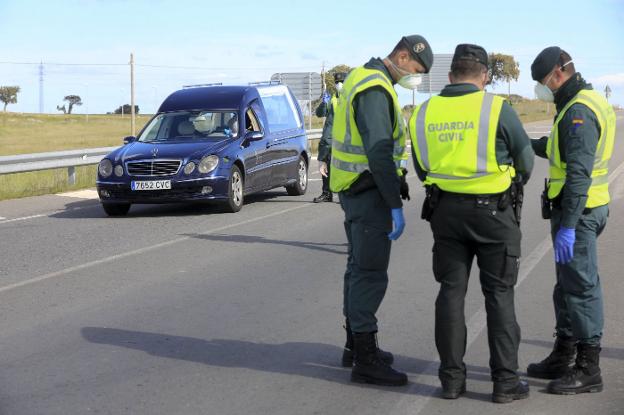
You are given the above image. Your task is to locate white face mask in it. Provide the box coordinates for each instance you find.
[398,74,423,90]
[534,60,574,102]
[388,59,423,90]
[335,82,343,92]
[534,81,554,103]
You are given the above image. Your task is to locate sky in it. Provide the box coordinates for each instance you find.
[1,0,623,115]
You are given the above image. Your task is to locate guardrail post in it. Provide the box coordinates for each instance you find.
[68,166,76,185]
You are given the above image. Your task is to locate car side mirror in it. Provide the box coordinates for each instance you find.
[244,131,264,142]
[123,136,137,144]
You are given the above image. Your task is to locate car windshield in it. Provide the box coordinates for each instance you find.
[139,110,239,142]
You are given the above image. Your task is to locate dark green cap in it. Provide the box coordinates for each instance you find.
[401,35,433,73]
[531,46,562,81]
[452,44,488,68]
[333,72,347,83]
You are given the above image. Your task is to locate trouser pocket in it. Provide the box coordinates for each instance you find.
[353,223,391,271]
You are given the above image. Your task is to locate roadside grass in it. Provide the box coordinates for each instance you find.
[0,99,554,201]
[0,165,97,201]
[0,113,152,156]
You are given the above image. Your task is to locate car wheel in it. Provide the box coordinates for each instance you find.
[286,155,308,196]
[102,202,131,216]
[223,165,244,212]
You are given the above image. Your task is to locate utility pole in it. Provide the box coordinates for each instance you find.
[39,61,44,113]
[130,53,136,136]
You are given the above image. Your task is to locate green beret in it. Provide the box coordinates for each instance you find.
[531,46,561,81]
[401,35,434,73]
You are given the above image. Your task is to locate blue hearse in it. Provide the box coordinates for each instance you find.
[96,84,309,215]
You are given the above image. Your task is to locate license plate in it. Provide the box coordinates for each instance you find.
[131,180,171,191]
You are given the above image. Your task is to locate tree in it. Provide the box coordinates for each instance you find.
[56,105,67,114]
[322,64,353,97]
[313,64,353,109]
[0,86,20,112]
[488,53,520,98]
[64,95,82,114]
[114,104,139,115]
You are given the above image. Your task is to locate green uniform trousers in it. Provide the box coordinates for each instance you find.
[550,204,608,344]
[338,188,392,333]
[430,193,522,388]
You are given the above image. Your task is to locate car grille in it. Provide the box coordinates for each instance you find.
[126,159,181,176]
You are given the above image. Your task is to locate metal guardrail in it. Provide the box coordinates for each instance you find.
[0,129,324,184]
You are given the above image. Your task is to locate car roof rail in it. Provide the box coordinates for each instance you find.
[182,82,224,88]
[248,80,281,86]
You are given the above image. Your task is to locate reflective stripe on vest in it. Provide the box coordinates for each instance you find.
[546,89,616,208]
[410,91,512,194]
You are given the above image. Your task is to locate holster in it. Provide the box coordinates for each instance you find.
[421,184,440,221]
[345,171,376,196]
[511,180,524,224]
[541,178,552,220]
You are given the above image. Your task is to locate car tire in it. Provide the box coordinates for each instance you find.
[223,165,244,213]
[102,202,131,216]
[286,155,308,196]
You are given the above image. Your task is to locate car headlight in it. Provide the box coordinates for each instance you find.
[198,155,219,174]
[98,159,113,178]
[114,165,124,177]
[184,161,196,175]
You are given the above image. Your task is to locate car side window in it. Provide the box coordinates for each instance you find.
[260,92,301,133]
[245,108,261,133]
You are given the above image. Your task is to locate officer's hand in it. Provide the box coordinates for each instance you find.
[322,91,331,104]
[319,161,328,177]
[388,208,405,241]
[554,226,576,264]
[399,169,410,201]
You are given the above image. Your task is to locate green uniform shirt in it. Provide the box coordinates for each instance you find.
[531,73,600,229]
[412,83,534,187]
[317,97,337,163]
[352,57,402,209]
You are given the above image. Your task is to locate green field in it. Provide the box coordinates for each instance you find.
[0,99,553,201]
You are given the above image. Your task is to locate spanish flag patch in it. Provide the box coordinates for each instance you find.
[571,118,584,133]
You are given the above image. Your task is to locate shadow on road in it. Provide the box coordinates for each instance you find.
[80,327,489,398]
[49,191,311,219]
[522,338,624,360]
[184,233,348,255]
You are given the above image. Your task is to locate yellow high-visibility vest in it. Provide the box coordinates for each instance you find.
[546,89,616,208]
[410,91,514,194]
[330,66,407,192]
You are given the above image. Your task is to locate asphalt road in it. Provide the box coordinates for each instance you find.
[0,115,623,415]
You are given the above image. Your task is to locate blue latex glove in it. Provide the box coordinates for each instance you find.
[554,226,576,264]
[322,91,331,104]
[388,208,405,241]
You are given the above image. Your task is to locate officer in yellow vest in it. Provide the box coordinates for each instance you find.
[313,72,347,203]
[409,44,534,403]
[527,47,615,395]
[330,35,432,386]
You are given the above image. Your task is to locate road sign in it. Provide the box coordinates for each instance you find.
[270,72,323,101]
[417,54,453,94]
[605,85,612,100]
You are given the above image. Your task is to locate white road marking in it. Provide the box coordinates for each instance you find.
[391,158,624,415]
[57,189,99,199]
[0,203,312,295]
[0,214,46,224]
[0,217,5,220]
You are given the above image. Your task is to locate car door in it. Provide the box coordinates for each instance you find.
[260,89,304,186]
[240,102,271,192]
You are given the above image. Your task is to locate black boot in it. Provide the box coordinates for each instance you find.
[351,332,407,386]
[313,191,333,203]
[527,335,576,379]
[492,380,530,404]
[341,320,394,367]
[548,343,603,395]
